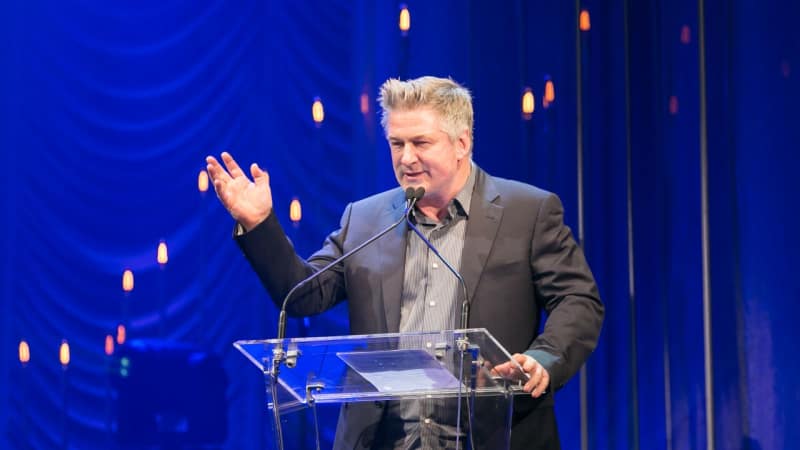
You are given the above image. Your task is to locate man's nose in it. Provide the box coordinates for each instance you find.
[400,145,418,165]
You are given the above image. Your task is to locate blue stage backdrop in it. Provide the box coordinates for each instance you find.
[1,1,798,449]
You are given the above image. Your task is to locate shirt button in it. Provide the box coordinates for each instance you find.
[432,262,439,269]
[424,418,431,425]
[429,301,436,307]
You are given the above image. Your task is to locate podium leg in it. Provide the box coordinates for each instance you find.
[268,373,285,450]
[456,337,479,450]
[466,356,478,450]
[456,343,466,449]
[309,398,321,450]
[306,383,324,450]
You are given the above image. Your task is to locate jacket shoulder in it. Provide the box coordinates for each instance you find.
[351,187,403,209]
[486,174,556,207]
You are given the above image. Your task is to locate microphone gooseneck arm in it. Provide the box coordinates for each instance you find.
[276,188,420,341]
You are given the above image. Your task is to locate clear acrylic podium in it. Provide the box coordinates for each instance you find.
[235,328,530,450]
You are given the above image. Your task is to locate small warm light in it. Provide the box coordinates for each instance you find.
[360,93,369,115]
[399,5,411,33]
[312,97,325,125]
[289,198,302,223]
[522,88,535,118]
[157,241,168,265]
[579,10,591,31]
[669,96,679,115]
[198,170,209,193]
[680,25,691,44]
[19,340,30,364]
[59,340,70,367]
[116,324,126,345]
[122,269,134,293]
[104,335,114,356]
[543,79,555,109]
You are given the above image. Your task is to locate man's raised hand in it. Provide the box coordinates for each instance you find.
[206,152,273,231]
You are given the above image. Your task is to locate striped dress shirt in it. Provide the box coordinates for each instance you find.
[384,165,476,449]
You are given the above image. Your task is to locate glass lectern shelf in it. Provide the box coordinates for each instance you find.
[234,328,530,410]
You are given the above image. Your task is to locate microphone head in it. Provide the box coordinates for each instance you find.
[405,187,416,200]
[414,187,425,200]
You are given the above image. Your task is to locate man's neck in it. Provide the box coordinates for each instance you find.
[416,162,472,222]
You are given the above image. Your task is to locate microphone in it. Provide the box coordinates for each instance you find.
[404,187,471,330]
[276,187,420,348]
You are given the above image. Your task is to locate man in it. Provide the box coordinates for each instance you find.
[206,76,604,449]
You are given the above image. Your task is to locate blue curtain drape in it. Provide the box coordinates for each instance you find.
[1,1,797,448]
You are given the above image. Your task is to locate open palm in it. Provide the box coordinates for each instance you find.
[206,152,273,231]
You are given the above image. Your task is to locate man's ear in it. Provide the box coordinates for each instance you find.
[455,129,471,159]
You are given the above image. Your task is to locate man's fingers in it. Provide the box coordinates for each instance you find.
[532,371,550,398]
[522,364,549,398]
[511,354,529,374]
[251,163,270,185]
[206,156,232,184]
[506,353,549,397]
[206,163,229,202]
[524,364,543,392]
[221,152,247,179]
[213,179,233,205]
[490,363,504,377]
[492,355,532,384]
[493,354,549,392]
[522,357,538,373]
[491,361,520,380]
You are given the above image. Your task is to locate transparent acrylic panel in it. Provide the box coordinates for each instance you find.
[240,328,525,449]
[234,328,530,409]
[262,395,514,450]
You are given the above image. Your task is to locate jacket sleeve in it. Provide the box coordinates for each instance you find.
[234,204,354,317]
[524,193,605,390]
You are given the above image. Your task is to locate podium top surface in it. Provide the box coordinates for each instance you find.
[234,328,529,407]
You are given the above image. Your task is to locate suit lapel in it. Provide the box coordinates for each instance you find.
[379,190,408,332]
[461,168,503,310]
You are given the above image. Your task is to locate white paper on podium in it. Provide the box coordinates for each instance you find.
[337,349,463,393]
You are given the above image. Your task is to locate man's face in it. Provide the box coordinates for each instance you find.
[386,107,470,207]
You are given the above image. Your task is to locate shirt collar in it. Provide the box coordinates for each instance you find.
[412,161,476,225]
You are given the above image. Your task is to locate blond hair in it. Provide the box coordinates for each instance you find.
[378,76,474,151]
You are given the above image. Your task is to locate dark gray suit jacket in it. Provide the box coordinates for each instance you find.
[237,166,604,449]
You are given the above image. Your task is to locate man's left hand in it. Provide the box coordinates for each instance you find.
[494,353,550,398]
